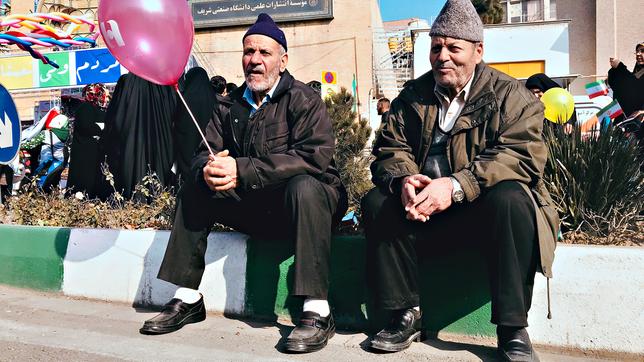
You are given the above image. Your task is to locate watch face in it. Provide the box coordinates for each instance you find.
[453,190,465,203]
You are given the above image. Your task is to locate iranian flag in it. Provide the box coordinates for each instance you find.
[585,80,609,99]
[597,100,624,120]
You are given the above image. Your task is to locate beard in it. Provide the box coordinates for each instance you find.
[245,65,280,93]
[432,61,473,93]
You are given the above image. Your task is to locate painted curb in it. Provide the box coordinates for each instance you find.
[1,225,643,354]
[528,244,644,354]
[0,225,69,290]
[62,228,247,314]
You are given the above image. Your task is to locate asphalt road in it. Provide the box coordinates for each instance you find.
[0,285,613,362]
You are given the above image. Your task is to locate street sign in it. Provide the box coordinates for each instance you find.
[321,71,337,85]
[0,84,21,164]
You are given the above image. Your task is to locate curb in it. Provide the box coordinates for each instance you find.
[1,225,642,354]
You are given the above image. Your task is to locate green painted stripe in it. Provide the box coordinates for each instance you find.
[244,236,370,329]
[245,235,494,336]
[244,237,295,321]
[0,225,70,291]
[419,248,494,337]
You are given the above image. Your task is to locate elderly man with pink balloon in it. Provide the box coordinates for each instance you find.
[99,2,347,354]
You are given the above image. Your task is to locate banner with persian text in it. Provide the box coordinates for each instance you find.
[191,0,333,28]
[0,48,126,91]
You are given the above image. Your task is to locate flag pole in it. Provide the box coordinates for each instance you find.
[613,0,617,57]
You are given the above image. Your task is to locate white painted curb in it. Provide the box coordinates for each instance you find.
[63,229,248,315]
[61,229,644,355]
[529,244,644,354]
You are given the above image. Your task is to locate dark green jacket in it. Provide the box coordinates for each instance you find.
[371,63,559,277]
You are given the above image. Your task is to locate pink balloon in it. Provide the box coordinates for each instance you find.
[98,0,194,86]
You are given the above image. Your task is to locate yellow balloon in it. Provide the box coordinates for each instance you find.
[541,88,575,124]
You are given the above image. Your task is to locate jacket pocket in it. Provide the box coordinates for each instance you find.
[263,132,289,154]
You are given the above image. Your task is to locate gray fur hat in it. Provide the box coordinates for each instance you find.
[430,0,484,42]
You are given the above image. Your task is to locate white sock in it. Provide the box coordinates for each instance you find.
[173,287,201,304]
[303,298,330,317]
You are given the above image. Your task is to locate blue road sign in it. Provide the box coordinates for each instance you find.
[0,84,21,164]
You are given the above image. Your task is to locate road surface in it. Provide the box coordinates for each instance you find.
[0,285,613,361]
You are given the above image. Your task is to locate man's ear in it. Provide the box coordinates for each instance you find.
[280,53,289,73]
[475,42,484,64]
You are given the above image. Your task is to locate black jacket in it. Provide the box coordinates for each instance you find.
[608,62,644,116]
[192,70,344,195]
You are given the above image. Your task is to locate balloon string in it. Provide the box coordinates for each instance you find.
[174,85,215,157]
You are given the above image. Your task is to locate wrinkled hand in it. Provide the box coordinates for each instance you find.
[609,57,620,69]
[400,174,432,210]
[203,149,238,192]
[406,177,453,222]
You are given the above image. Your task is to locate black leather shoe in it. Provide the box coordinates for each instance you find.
[370,308,422,352]
[497,326,540,362]
[139,297,206,335]
[284,312,335,353]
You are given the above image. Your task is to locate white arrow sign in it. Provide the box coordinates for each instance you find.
[0,112,13,149]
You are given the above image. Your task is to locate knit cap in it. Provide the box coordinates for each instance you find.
[243,13,288,51]
[430,0,484,42]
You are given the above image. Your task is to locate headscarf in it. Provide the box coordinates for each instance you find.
[82,83,111,109]
[634,42,644,76]
[525,73,560,92]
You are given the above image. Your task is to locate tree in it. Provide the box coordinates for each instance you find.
[471,0,505,24]
[324,88,373,213]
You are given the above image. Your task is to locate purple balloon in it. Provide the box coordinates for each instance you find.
[98,0,194,86]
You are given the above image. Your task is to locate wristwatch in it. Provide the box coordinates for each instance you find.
[450,177,465,203]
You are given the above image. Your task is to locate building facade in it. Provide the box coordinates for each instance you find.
[558,0,643,94]
[2,0,384,121]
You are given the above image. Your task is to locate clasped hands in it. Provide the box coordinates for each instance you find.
[203,149,237,192]
[400,174,453,222]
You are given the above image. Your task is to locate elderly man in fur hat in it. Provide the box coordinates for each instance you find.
[140,13,347,354]
[362,0,559,360]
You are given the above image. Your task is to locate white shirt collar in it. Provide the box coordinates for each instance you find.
[433,72,476,132]
[434,72,475,103]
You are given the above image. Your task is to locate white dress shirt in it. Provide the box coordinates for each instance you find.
[434,74,475,133]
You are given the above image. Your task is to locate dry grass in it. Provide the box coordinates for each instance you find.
[561,221,644,247]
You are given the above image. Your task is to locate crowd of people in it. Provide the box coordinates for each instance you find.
[0,69,242,203]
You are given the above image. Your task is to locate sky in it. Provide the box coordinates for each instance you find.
[378,0,447,23]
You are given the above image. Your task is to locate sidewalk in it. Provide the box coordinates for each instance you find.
[0,285,617,362]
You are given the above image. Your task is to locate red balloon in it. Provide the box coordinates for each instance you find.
[98,0,194,85]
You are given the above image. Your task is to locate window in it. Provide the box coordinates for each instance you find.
[508,0,523,23]
[549,0,557,20]
[522,0,544,22]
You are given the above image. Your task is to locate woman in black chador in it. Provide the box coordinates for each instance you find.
[101,73,177,199]
[67,83,110,198]
[172,67,217,183]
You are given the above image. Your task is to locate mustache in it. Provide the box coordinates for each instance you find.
[245,66,264,76]
[433,62,455,70]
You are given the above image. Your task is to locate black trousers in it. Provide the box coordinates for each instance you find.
[158,174,345,299]
[362,181,539,327]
